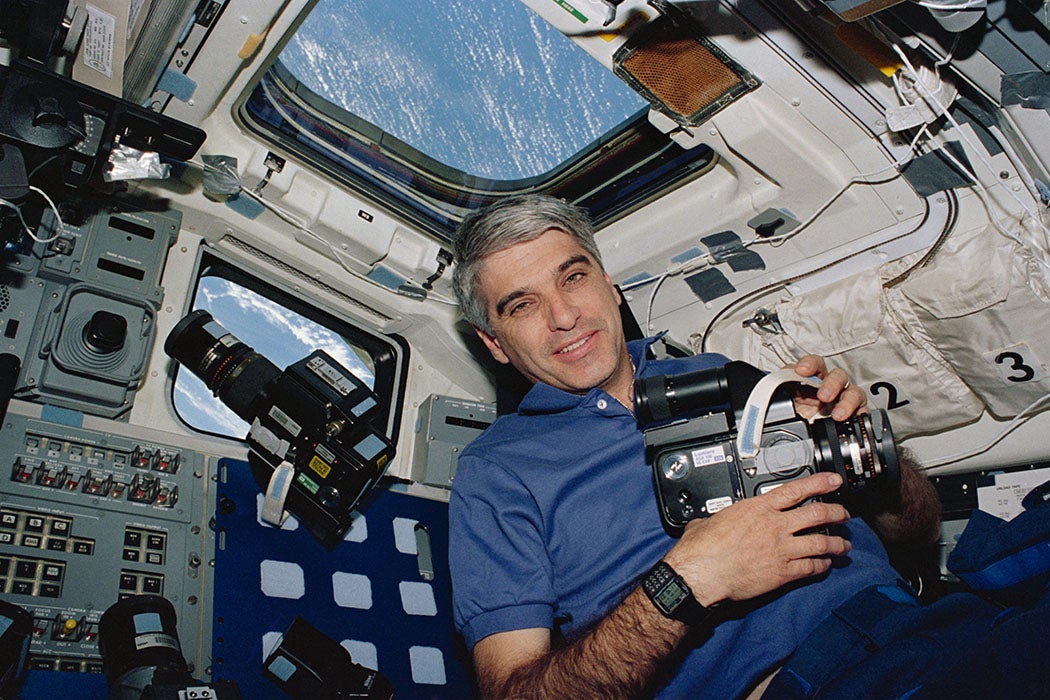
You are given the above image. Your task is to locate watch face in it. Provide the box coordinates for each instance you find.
[655,580,689,612]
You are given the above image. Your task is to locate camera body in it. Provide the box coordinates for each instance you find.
[635,361,899,530]
[99,595,241,700]
[245,349,395,549]
[0,599,31,700]
[130,672,241,700]
[263,616,394,699]
[165,310,394,549]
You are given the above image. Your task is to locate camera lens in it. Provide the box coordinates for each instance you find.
[811,409,900,495]
[635,366,730,425]
[634,361,770,426]
[164,309,282,423]
[98,595,190,699]
[83,310,127,354]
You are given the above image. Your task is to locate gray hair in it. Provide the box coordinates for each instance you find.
[452,194,603,334]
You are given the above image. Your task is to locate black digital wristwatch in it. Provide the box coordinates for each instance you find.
[640,561,712,627]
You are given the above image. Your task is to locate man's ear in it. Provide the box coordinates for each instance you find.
[475,326,511,365]
[605,271,622,303]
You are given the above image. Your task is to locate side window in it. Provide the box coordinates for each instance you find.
[170,257,403,442]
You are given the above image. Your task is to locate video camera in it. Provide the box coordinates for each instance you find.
[634,360,899,530]
[0,599,31,700]
[165,309,395,549]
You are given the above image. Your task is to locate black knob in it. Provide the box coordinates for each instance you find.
[82,311,127,354]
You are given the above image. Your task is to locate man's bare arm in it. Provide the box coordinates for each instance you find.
[475,592,686,698]
[472,473,853,699]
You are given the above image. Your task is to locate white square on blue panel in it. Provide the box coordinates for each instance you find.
[259,560,305,599]
[262,631,283,663]
[399,581,437,616]
[345,512,368,542]
[341,640,378,671]
[332,572,373,609]
[409,646,447,685]
[392,517,418,554]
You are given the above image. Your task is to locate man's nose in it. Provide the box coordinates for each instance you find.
[547,294,580,330]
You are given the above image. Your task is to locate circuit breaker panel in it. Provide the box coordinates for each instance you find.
[0,407,216,678]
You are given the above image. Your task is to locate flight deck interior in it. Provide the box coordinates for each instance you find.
[0,0,1049,697]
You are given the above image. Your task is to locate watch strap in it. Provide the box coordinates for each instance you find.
[640,561,712,627]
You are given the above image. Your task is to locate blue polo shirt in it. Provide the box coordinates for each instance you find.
[449,338,901,698]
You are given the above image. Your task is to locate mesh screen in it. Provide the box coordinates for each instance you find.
[622,37,742,118]
[614,13,758,126]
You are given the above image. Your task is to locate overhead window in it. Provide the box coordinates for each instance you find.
[278,0,643,182]
[241,0,717,240]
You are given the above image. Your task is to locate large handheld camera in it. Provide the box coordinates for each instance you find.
[0,599,31,699]
[165,309,394,549]
[635,361,899,530]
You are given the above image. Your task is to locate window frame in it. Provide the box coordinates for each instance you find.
[238,56,718,242]
[169,251,409,445]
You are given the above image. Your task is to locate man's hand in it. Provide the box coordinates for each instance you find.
[664,472,852,606]
[473,473,854,699]
[786,355,867,422]
[785,357,942,544]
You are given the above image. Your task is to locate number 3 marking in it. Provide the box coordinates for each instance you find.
[994,351,1036,383]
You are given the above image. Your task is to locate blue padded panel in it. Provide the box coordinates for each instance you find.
[211,458,471,698]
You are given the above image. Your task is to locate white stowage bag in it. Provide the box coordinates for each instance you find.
[896,221,1050,420]
[741,267,986,440]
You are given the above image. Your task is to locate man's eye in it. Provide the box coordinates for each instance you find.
[509,301,531,315]
[566,271,586,284]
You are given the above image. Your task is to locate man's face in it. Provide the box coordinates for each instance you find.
[473,228,632,400]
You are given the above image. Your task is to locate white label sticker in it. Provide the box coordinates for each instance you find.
[985,343,1046,385]
[977,467,1050,521]
[83,4,117,77]
[268,405,302,438]
[134,633,179,651]
[307,355,354,396]
[706,496,734,514]
[691,445,727,467]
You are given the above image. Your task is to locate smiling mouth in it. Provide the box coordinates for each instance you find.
[557,334,591,355]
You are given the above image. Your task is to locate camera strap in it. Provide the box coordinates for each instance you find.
[736,369,821,459]
[261,460,295,527]
[250,419,295,527]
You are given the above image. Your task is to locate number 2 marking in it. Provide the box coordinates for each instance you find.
[870,381,910,410]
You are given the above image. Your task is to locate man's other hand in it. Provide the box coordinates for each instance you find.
[787,355,867,422]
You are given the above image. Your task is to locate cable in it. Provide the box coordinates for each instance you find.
[188,158,461,307]
[699,194,940,353]
[891,44,1050,243]
[912,0,988,10]
[0,185,65,244]
[634,144,926,341]
[883,189,958,287]
[920,391,1050,469]
[746,166,902,249]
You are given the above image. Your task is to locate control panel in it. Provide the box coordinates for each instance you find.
[0,407,218,677]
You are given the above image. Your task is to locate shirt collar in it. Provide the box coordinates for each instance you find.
[516,334,664,415]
